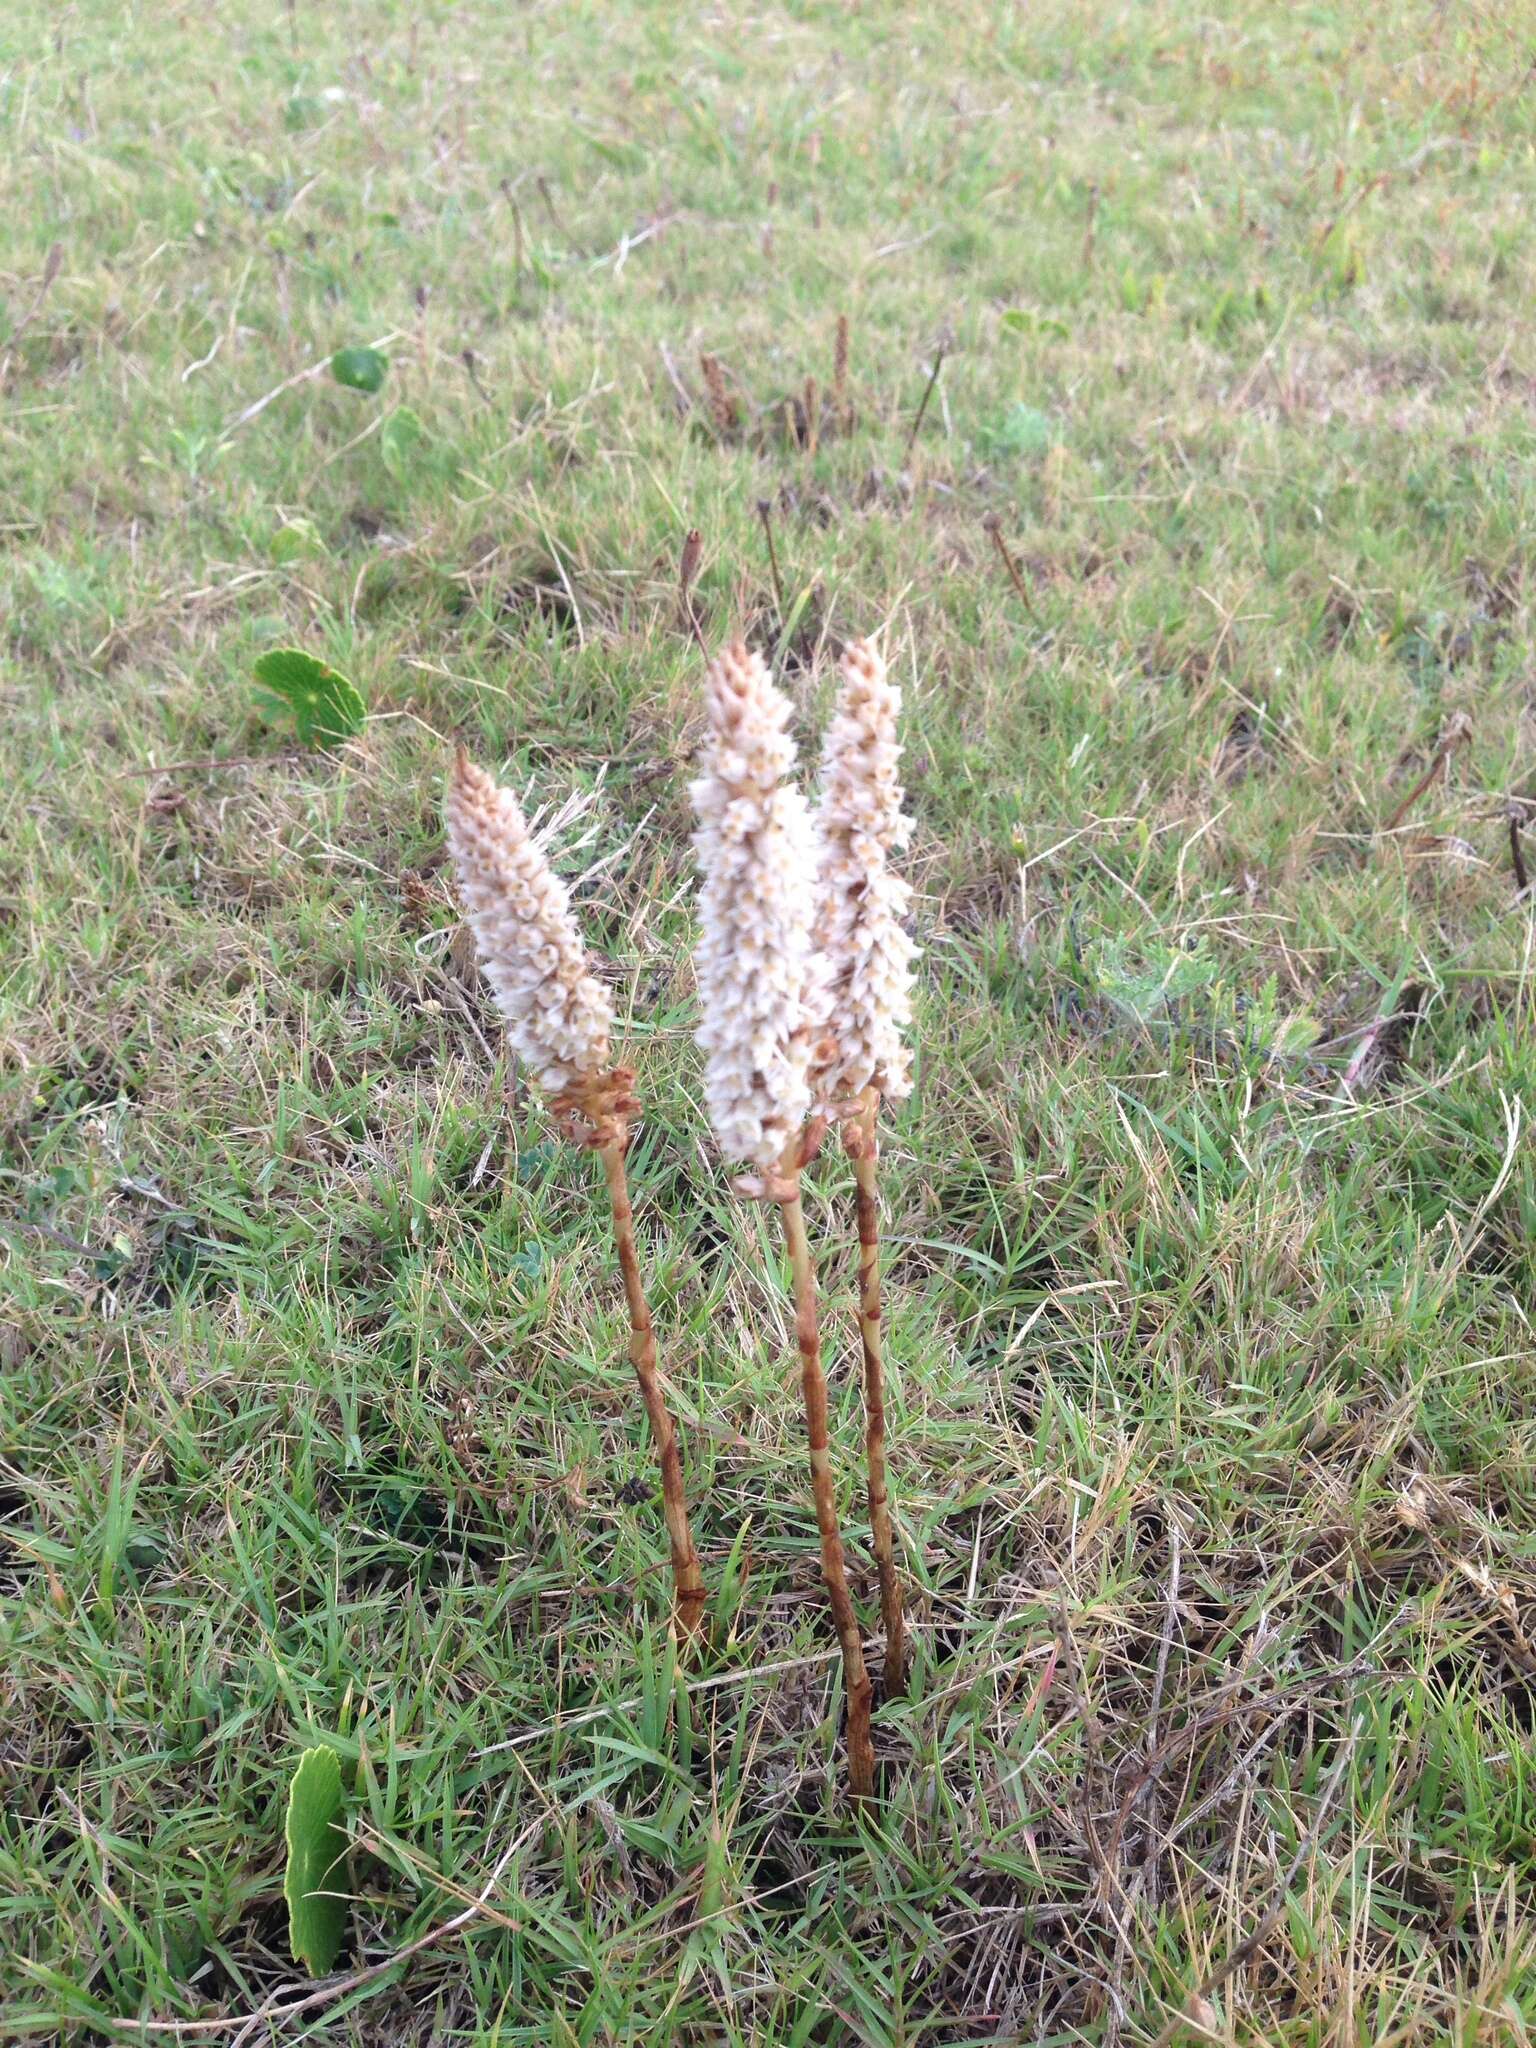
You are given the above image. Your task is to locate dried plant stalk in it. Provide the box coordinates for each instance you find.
[831,311,851,433]
[846,1087,904,1693]
[776,1157,876,1801]
[446,752,706,1639]
[698,351,738,436]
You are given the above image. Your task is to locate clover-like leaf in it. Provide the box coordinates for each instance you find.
[253,648,366,746]
[284,1747,349,1978]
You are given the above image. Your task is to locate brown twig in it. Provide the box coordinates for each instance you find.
[774,1154,876,1800]
[803,374,819,456]
[900,343,946,469]
[845,1089,906,1695]
[1381,712,1472,833]
[598,1133,708,1642]
[756,498,785,618]
[1510,808,1529,895]
[984,514,1041,622]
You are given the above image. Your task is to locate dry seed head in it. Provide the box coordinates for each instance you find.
[811,636,916,1105]
[691,640,818,1168]
[444,752,614,1096]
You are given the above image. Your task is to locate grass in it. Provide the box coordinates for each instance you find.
[3,0,1536,2038]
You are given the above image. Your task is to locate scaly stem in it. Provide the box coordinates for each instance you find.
[849,1087,906,1695]
[776,1171,876,1801]
[599,1139,708,1642]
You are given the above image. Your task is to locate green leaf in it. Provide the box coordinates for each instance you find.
[270,518,326,566]
[330,346,388,394]
[380,405,426,483]
[284,1748,349,1978]
[123,1529,165,1572]
[253,648,366,746]
[1000,307,1069,341]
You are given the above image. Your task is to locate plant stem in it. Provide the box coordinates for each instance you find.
[849,1087,906,1696]
[599,1139,708,1641]
[776,1171,876,1800]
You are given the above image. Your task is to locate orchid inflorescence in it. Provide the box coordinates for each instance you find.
[445,629,916,1800]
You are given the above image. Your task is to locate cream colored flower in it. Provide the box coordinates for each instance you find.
[811,637,916,1105]
[691,641,818,1168]
[444,752,613,1095]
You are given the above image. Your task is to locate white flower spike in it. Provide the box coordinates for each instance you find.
[444,751,614,1098]
[690,640,819,1169]
[811,636,916,1108]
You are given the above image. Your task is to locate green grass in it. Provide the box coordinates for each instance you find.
[4,0,1536,2039]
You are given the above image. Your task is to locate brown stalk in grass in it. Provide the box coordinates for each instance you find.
[901,342,946,468]
[842,1089,902,1691]
[769,1131,877,1799]
[811,637,917,1696]
[445,752,707,1640]
[690,639,875,1799]
[831,311,851,433]
[698,351,738,437]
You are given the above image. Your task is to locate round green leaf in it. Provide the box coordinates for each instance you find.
[252,648,366,746]
[330,346,388,394]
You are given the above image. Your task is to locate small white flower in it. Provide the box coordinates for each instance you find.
[444,753,614,1096]
[811,637,916,1105]
[691,641,818,1169]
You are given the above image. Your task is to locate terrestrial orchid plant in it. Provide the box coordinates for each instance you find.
[446,631,916,1802]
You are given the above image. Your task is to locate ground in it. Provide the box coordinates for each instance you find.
[4,1,1536,2041]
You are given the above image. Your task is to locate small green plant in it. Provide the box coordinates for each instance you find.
[283,1747,349,1977]
[253,648,366,746]
[977,401,1058,462]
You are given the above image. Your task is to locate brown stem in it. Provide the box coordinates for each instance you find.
[775,1168,876,1801]
[847,1088,906,1696]
[985,514,1041,623]
[756,497,785,618]
[599,1139,708,1641]
[901,342,946,469]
